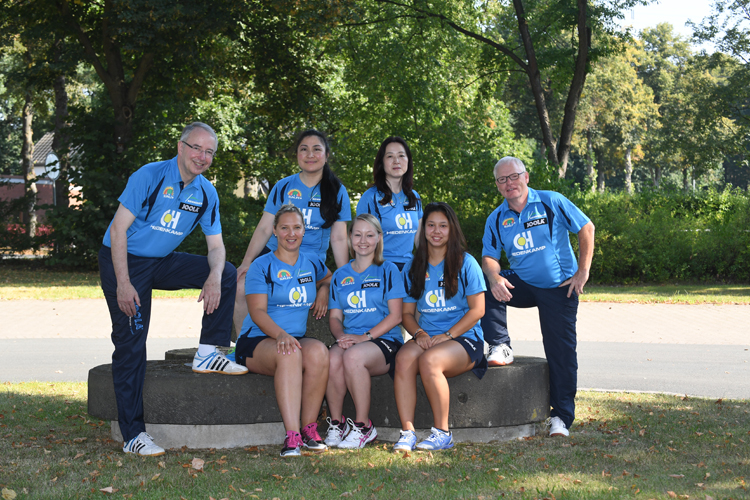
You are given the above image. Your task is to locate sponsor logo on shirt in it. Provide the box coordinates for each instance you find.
[425,272,430,280]
[502,217,515,228]
[302,208,313,226]
[277,270,293,280]
[524,217,547,229]
[151,210,183,236]
[179,202,200,213]
[341,276,355,286]
[395,213,412,230]
[347,291,367,308]
[527,206,547,220]
[185,194,202,206]
[298,276,313,284]
[287,189,302,199]
[404,206,417,211]
[513,231,534,250]
[361,282,380,289]
[308,201,321,208]
[424,289,446,308]
[162,186,174,199]
[289,287,308,304]
[160,210,180,229]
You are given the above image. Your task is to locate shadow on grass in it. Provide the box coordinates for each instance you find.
[1,384,748,499]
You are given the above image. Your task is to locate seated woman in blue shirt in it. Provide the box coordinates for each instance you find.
[235,204,332,457]
[394,202,487,452]
[324,214,406,449]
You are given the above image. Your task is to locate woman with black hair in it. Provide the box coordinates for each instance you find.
[356,137,422,271]
[234,130,351,332]
[393,202,487,452]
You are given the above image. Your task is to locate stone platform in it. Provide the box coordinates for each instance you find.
[88,353,549,449]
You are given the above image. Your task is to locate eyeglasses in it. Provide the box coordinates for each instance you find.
[181,141,215,159]
[495,170,525,184]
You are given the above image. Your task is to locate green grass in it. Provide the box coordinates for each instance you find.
[3,266,749,303]
[584,284,750,305]
[1,382,748,499]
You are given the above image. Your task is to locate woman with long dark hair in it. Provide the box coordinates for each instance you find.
[235,204,332,457]
[234,130,351,332]
[356,137,422,270]
[393,202,487,452]
[324,214,406,449]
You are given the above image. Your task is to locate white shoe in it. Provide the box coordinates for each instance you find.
[487,344,514,366]
[324,416,350,447]
[123,432,165,456]
[546,416,569,437]
[337,419,377,449]
[192,348,248,375]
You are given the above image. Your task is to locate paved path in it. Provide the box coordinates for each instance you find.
[1,299,749,398]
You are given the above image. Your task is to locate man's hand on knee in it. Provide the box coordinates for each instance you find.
[199,274,222,314]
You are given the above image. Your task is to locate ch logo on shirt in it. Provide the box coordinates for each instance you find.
[395,213,412,230]
[301,208,313,226]
[160,210,180,229]
[347,291,367,309]
[424,289,446,308]
[289,287,307,304]
[513,231,535,250]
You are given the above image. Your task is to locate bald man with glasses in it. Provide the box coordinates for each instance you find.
[481,156,595,438]
[99,122,248,457]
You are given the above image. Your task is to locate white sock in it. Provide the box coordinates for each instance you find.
[197,344,216,357]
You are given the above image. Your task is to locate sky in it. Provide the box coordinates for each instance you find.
[616,0,716,51]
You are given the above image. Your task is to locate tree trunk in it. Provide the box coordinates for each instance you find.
[652,165,662,188]
[597,163,606,192]
[555,0,591,178]
[624,146,633,194]
[682,168,689,192]
[586,130,596,192]
[52,38,71,209]
[21,91,37,238]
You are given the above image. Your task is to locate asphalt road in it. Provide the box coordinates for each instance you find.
[1,299,748,400]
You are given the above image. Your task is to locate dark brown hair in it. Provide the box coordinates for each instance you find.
[295,129,342,229]
[372,136,417,208]
[407,202,467,300]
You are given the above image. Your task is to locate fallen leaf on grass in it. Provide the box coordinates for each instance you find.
[191,458,204,471]
[667,492,677,498]
[669,474,685,478]
[99,486,118,494]
[2,488,17,500]
[537,457,546,462]
[573,480,582,484]
[330,483,337,490]
[340,493,353,497]
[151,473,160,481]
[157,461,166,469]
[74,452,85,460]
[367,462,374,468]
[372,484,384,492]
[272,474,283,480]
[402,451,411,459]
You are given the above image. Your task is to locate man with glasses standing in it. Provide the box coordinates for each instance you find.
[481,156,595,438]
[99,122,248,457]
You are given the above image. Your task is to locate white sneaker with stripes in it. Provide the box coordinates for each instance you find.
[192,348,248,375]
[123,432,165,456]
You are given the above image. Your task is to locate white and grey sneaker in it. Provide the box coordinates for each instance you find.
[487,343,514,366]
[324,416,350,447]
[123,432,165,456]
[546,416,570,437]
[192,348,248,375]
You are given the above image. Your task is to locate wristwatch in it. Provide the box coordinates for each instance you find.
[445,331,453,339]
[365,332,373,340]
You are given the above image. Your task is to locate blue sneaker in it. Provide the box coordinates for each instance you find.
[416,427,454,450]
[393,429,417,452]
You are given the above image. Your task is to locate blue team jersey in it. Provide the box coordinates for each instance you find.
[402,253,486,343]
[328,261,407,344]
[482,188,590,289]
[102,157,221,258]
[264,173,352,261]
[356,187,423,264]
[239,252,329,339]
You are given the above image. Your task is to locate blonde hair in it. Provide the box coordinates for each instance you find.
[348,214,384,265]
[273,203,305,229]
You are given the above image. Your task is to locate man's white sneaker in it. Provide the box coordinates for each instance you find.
[546,416,569,437]
[487,344,514,366]
[123,432,165,456]
[192,348,248,375]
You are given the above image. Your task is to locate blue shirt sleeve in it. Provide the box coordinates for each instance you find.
[553,193,590,234]
[337,184,352,222]
[117,168,153,218]
[198,186,222,236]
[355,188,375,217]
[481,208,503,259]
[245,258,269,296]
[461,254,487,296]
